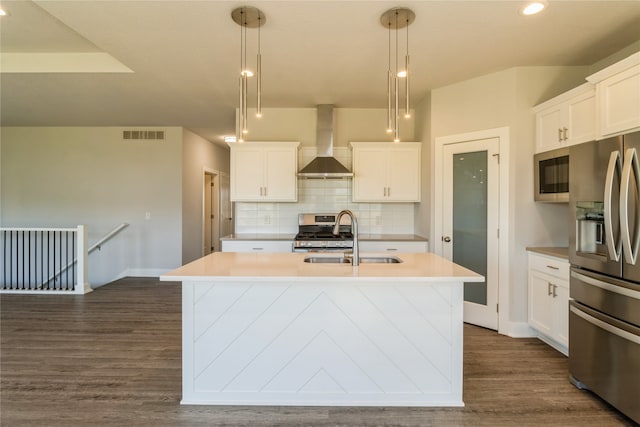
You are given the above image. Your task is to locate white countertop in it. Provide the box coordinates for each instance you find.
[161,252,482,283]
[220,234,428,242]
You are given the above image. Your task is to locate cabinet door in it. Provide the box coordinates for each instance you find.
[231,148,264,201]
[388,148,421,201]
[353,148,388,201]
[528,271,554,336]
[536,106,563,153]
[264,148,297,202]
[565,91,596,146]
[597,65,640,137]
[552,282,570,348]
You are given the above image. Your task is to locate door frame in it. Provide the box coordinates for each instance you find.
[202,167,221,256]
[433,127,510,335]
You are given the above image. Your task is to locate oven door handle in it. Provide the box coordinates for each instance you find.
[570,305,640,344]
[604,150,621,261]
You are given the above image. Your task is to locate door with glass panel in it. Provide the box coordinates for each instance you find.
[443,138,500,330]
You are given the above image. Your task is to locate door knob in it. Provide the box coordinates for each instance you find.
[443,236,451,242]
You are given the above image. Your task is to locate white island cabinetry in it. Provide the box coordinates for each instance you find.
[230,141,299,202]
[350,142,421,202]
[161,252,482,407]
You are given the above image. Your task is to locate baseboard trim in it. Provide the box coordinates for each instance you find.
[503,321,536,338]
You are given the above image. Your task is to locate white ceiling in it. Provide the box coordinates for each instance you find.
[1,0,640,144]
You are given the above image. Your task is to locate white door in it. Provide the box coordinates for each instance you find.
[219,172,233,242]
[442,138,500,330]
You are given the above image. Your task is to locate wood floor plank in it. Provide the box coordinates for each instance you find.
[1,277,636,426]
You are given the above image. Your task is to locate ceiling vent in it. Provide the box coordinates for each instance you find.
[122,130,165,140]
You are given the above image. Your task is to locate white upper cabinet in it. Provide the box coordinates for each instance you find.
[533,83,596,153]
[350,142,421,202]
[229,141,300,202]
[587,52,640,138]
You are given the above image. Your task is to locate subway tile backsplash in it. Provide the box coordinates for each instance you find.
[234,147,415,235]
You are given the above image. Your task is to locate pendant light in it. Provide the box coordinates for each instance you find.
[380,8,415,143]
[231,6,266,143]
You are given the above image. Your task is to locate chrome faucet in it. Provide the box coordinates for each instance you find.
[333,210,359,266]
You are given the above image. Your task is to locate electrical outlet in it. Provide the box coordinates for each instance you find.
[263,215,271,225]
[145,212,151,220]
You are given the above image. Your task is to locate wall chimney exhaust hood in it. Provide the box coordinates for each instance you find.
[298,105,353,179]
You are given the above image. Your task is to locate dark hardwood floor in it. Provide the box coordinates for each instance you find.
[1,277,635,426]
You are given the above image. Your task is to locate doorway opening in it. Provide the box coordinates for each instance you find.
[434,127,510,334]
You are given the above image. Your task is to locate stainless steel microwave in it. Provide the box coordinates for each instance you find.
[534,147,569,202]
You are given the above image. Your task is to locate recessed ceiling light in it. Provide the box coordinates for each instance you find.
[521,1,547,16]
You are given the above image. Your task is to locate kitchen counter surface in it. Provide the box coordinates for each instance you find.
[161,252,481,283]
[220,233,296,241]
[220,233,428,242]
[360,234,428,242]
[526,246,569,260]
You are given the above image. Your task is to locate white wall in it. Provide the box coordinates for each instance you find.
[181,129,230,264]
[429,66,589,325]
[242,107,416,148]
[1,126,183,286]
[233,107,419,236]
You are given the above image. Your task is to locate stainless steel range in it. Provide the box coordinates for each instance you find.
[293,213,353,252]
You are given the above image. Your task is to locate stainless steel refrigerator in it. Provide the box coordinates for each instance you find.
[569,131,640,424]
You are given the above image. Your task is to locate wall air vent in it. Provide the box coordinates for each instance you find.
[122,130,165,140]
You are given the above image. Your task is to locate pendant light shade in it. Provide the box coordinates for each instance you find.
[380,8,415,143]
[232,6,266,142]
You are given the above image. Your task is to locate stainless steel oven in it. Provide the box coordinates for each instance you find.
[534,147,570,202]
[293,213,353,253]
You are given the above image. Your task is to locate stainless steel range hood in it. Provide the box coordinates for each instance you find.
[298,105,353,179]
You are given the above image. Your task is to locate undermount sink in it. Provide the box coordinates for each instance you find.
[303,256,351,264]
[303,256,402,264]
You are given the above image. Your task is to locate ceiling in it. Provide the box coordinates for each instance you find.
[1,1,640,145]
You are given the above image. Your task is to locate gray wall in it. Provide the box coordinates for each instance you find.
[182,128,230,264]
[429,66,589,325]
[1,126,185,286]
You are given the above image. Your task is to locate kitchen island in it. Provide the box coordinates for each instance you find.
[160,252,482,407]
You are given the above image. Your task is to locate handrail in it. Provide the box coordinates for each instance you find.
[89,223,129,254]
[41,223,129,288]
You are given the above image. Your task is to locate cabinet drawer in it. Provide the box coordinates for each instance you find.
[360,241,428,253]
[221,240,293,253]
[529,253,569,279]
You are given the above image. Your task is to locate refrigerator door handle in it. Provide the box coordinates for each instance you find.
[604,150,622,261]
[620,147,640,265]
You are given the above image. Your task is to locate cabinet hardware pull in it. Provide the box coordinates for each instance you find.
[388,187,391,197]
[558,128,563,142]
[546,265,559,270]
[562,127,568,141]
[548,282,553,296]
[552,284,558,297]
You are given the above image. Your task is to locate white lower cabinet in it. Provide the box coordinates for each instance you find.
[221,240,293,253]
[527,251,569,355]
[360,241,428,253]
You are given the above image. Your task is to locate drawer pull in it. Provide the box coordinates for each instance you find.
[546,265,559,270]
